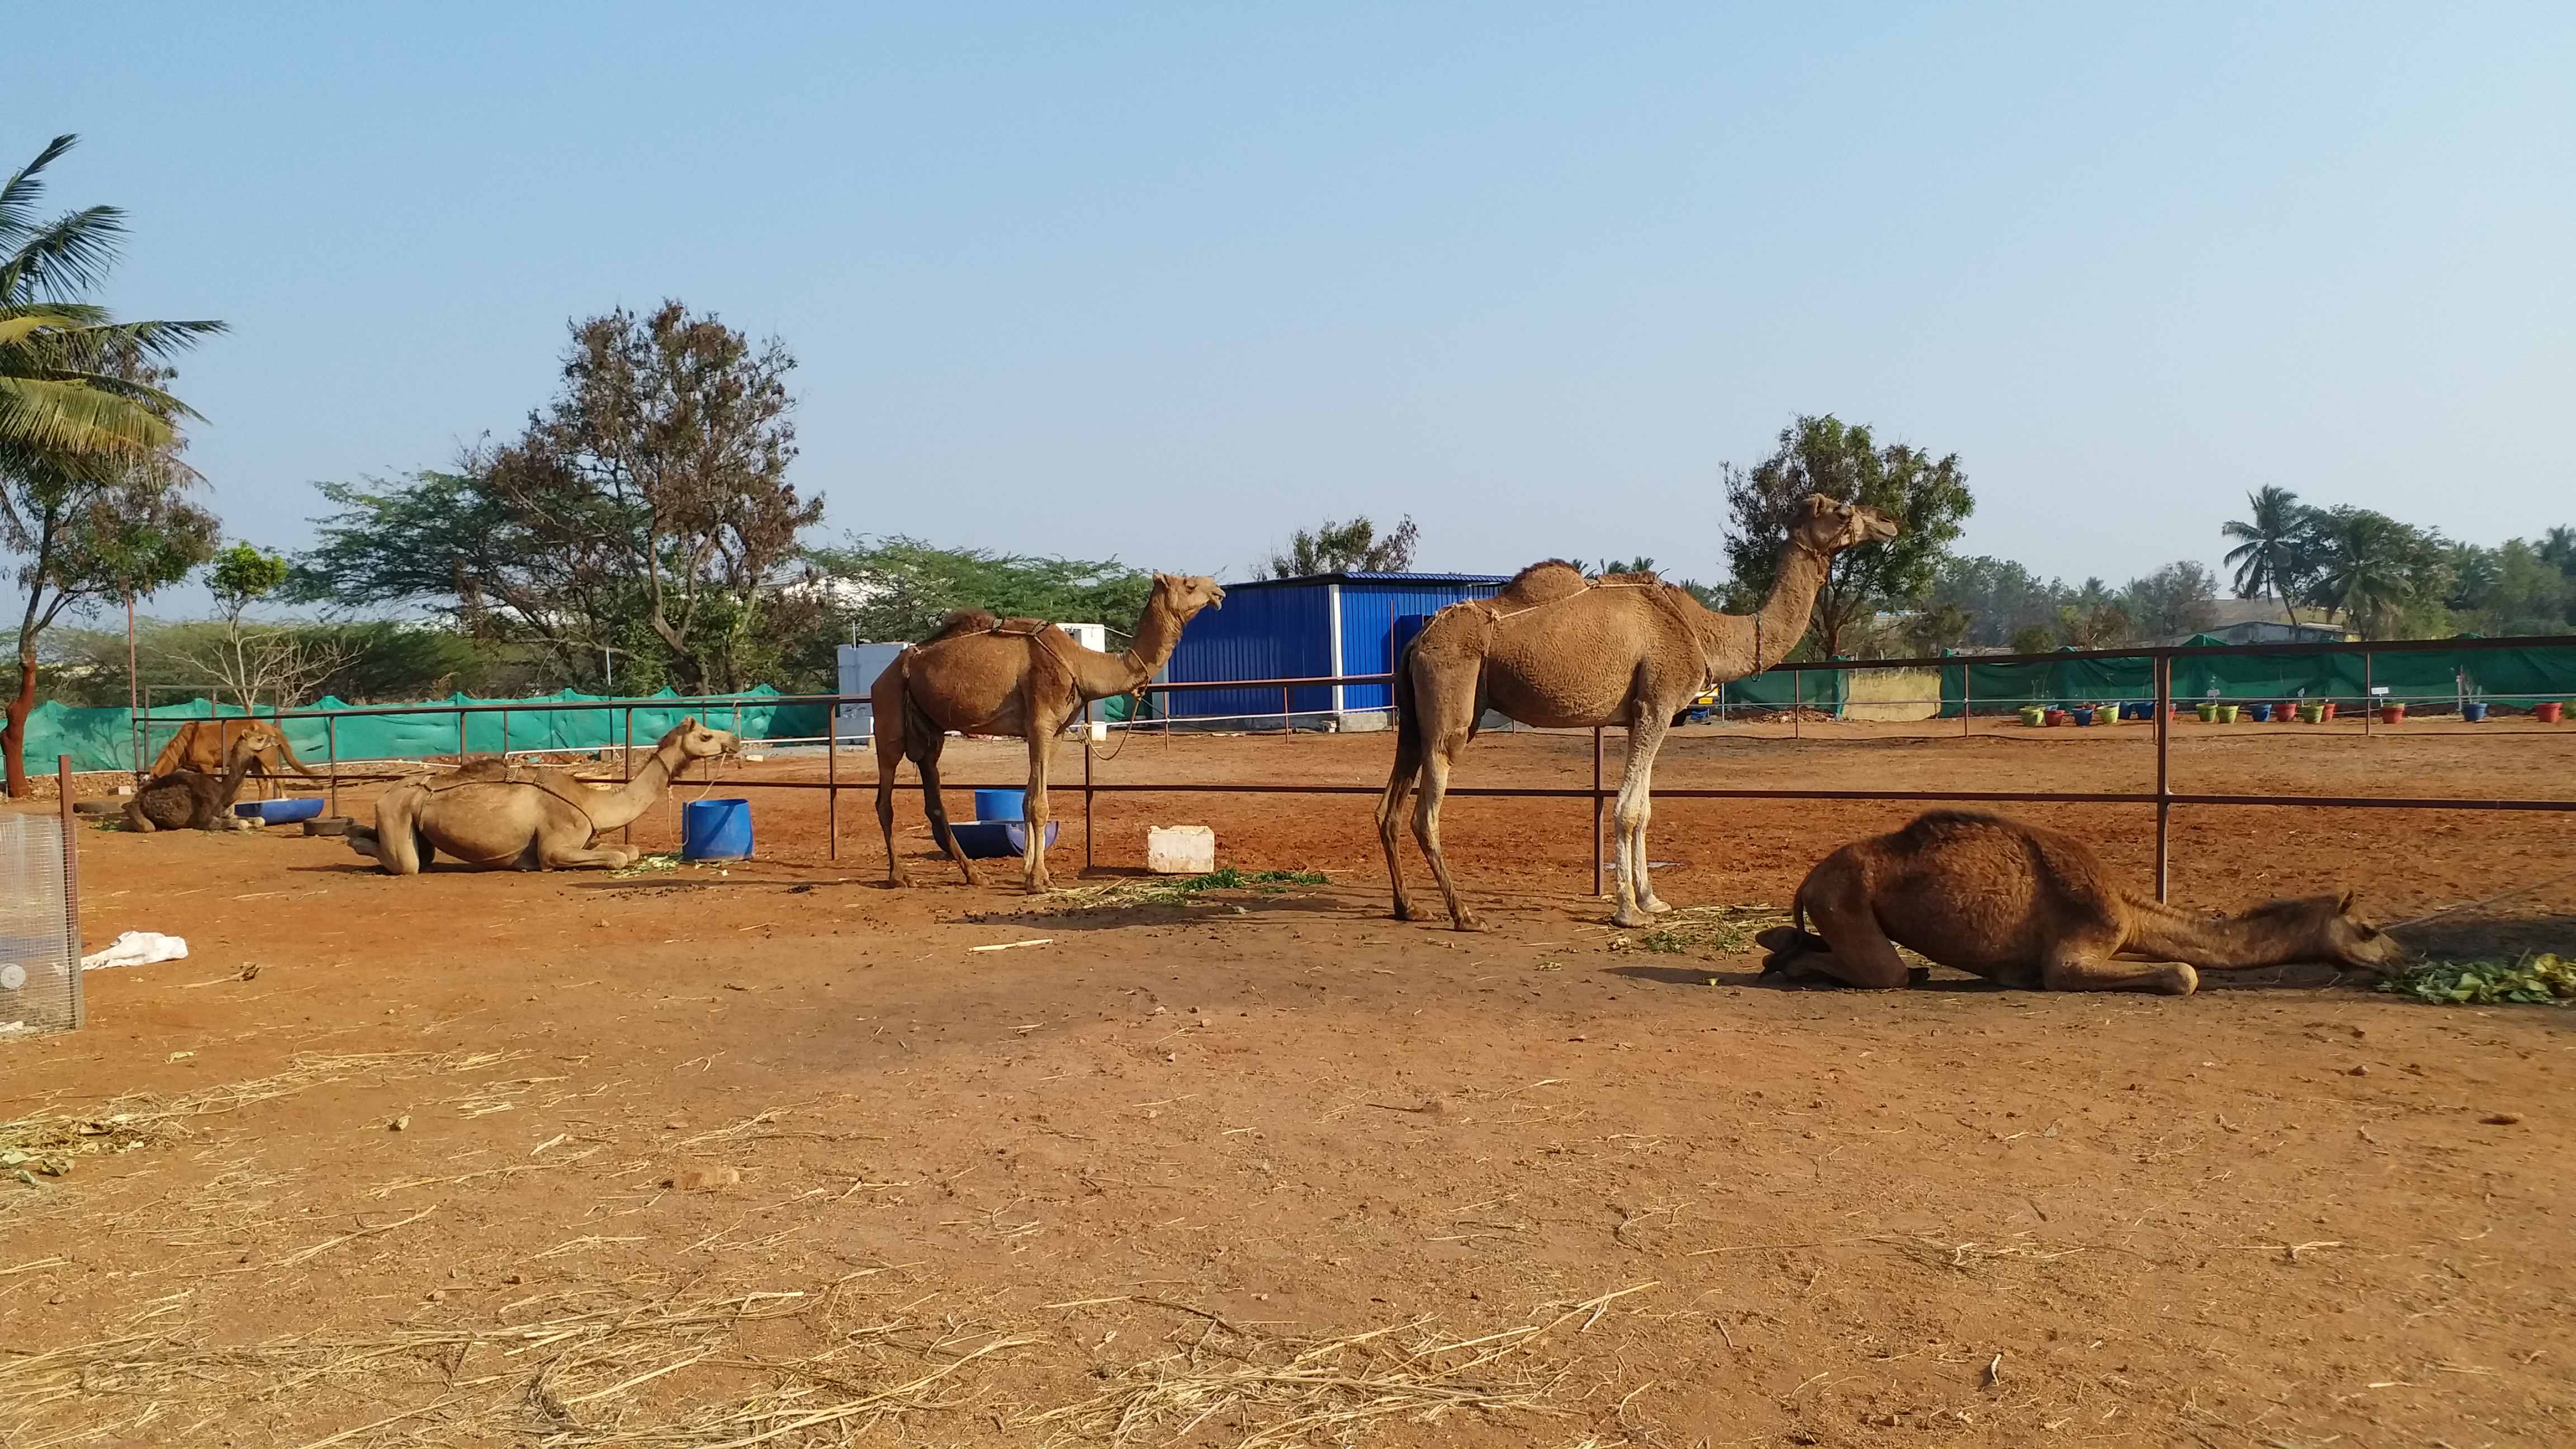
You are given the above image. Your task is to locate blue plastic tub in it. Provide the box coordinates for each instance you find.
[949,820,1059,859]
[681,798,754,860]
[973,788,1026,822]
[234,797,325,825]
[2248,703,2272,722]
[2464,701,2489,722]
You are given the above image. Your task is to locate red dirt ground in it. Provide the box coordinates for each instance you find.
[4,719,2572,1447]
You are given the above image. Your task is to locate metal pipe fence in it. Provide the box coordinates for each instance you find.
[132,633,2576,904]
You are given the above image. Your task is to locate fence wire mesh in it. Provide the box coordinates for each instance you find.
[0,813,79,1038]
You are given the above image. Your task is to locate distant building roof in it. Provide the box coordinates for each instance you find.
[1222,571,1512,589]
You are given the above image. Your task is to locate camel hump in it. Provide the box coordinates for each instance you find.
[1594,569,1663,586]
[922,609,999,643]
[1494,559,1588,608]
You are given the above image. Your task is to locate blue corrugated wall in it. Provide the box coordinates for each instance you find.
[1164,577,1504,721]
[1337,583,1502,710]
[1165,583,1334,719]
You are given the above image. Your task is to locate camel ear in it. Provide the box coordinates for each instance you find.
[2338,887,2357,913]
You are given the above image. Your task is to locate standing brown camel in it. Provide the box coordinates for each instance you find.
[148,718,320,799]
[873,574,1226,893]
[1379,495,1900,931]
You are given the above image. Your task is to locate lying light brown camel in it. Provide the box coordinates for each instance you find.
[874,573,1226,892]
[1379,494,1900,930]
[124,731,264,833]
[148,718,320,799]
[345,718,737,874]
[1754,809,2408,995]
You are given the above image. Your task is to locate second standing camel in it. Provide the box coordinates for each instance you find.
[873,573,1225,893]
[1379,494,1900,930]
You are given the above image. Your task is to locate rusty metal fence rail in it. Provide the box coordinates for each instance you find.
[150,633,2576,905]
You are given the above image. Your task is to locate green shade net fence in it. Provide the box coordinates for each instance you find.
[1933,644,2576,717]
[27,688,832,775]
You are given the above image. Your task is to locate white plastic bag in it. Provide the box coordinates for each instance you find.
[79,931,190,972]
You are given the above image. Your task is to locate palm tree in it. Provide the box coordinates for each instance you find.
[0,135,224,478]
[2220,485,2310,626]
[2303,508,2421,640]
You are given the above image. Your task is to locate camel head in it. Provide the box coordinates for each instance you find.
[1788,494,1902,556]
[1150,573,1227,620]
[660,717,741,764]
[2242,889,2411,973]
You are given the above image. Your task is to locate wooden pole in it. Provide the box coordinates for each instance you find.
[326,713,339,816]
[1083,698,1096,872]
[826,694,838,861]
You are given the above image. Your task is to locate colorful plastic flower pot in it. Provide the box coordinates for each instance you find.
[2195,702,2219,723]
[2463,701,2488,722]
[2020,705,2045,727]
[2379,703,2405,724]
[2536,702,2564,724]
[2217,705,2239,723]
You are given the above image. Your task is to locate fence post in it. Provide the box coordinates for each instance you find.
[500,708,509,763]
[2363,652,2373,737]
[826,693,838,862]
[1083,698,1096,872]
[326,714,339,816]
[58,755,83,1029]
[1592,726,1605,898]
[1962,661,1972,737]
[622,707,634,846]
[2154,654,2172,902]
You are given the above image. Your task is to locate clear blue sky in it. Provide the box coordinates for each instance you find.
[11,3,2570,605]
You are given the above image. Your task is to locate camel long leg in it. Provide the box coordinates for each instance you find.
[1608,709,1671,929]
[1624,716,1674,917]
[1376,652,1431,921]
[1784,859,1914,988]
[1021,708,1060,894]
[1412,723,1481,931]
[370,791,424,876]
[1375,717,1424,922]
[2040,951,2199,996]
[121,801,158,834]
[536,842,643,871]
[912,738,976,885]
[874,688,911,888]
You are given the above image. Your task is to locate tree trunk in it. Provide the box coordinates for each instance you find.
[3,645,35,799]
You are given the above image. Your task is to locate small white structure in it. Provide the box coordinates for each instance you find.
[1145,825,1216,875]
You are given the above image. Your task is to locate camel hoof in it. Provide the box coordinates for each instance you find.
[1611,910,1654,930]
[1645,898,1673,915]
[1450,913,1485,932]
[2162,964,2200,997]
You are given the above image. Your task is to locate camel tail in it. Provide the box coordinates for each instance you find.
[274,728,324,776]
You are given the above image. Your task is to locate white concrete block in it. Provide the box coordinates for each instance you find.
[1146,825,1216,875]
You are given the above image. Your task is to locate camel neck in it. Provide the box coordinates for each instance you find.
[588,740,688,831]
[2126,897,2321,968]
[1081,589,1191,700]
[1697,538,1835,676]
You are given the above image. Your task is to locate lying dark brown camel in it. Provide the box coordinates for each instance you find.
[1755,809,2408,996]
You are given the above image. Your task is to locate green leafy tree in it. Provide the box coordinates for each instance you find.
[1924,555,2068,648]
[2300,506,2449,640]
[1262,515,1418,577]
[290,303,824,693]
[1,135,223,794]
[806,537,1155,645]
[1720,415,1969,658]
[2219,485,2313,624]
[2120,561,2219,640]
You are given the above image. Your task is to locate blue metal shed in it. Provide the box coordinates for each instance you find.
[1163,572,1508,728]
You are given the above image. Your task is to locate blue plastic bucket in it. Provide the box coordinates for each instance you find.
[2463,701,2488,722]
[2248,703,2272,722]
[2070,707,2094,726]
[974,788,1026,822]
[681,798,753,860]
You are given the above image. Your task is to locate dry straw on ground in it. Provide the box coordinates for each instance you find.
[1024,1284,1655,1447]
[0,1275,1034,1448]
